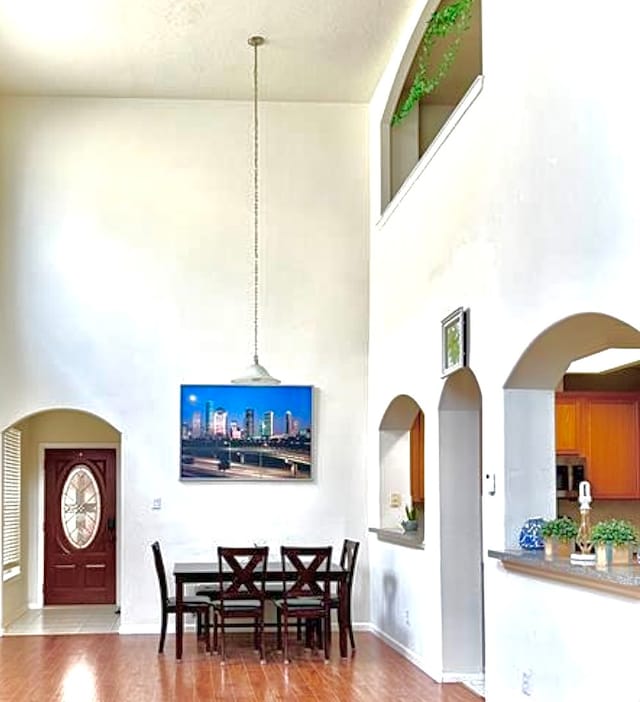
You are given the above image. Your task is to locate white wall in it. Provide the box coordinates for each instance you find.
[485,565,640,702]
[367,0,640,694]
[379,430,411,528]
[0,96,370,632]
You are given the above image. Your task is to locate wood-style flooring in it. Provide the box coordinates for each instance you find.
[0,631,481,701]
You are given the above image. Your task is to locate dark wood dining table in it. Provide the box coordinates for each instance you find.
[173,560,349,660]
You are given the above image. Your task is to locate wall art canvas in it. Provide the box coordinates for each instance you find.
[441,307,468,376]
[180,384,313,481]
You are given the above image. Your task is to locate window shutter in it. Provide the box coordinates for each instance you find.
[2,427,21,574]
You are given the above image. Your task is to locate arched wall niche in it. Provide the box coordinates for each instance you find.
[503,312,640,548]
[378,394,424,529]
[438,368,483,676]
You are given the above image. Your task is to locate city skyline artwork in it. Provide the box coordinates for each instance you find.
[180,384,313,481]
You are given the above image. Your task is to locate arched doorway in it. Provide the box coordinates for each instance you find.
[503,312,640,547]
[439,368,483,679]
[1,408,121,629]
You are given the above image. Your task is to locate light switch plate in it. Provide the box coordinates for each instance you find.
[389,492,402,508]
[152,497,162,510]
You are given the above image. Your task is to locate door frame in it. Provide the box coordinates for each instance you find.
[34,442,121,609]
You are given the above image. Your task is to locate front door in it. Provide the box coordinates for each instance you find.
[44,448,116,604]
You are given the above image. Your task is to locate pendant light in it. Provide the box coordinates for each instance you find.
[231,36,280,385]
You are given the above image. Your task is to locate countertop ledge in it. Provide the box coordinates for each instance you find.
[368,527,425,550]
[489,549,640,599]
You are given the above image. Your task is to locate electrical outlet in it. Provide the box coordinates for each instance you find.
[152,497,162,510]
[521,670,532,696]
[404,609,410,627]
[390,493,402,508]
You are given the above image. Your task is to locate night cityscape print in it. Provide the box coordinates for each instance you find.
[180,385,313,480]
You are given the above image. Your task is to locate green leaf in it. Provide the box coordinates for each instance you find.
[392,0,474,126]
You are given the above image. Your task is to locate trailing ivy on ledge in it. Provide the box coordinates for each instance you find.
[392,0,474,126]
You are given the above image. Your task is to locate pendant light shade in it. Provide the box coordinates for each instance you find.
[231,35,280,385]
[231,358,280,385]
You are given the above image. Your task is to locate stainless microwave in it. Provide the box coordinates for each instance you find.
[556,455,586,499]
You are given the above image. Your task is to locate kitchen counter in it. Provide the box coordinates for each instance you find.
[488,549,640,599]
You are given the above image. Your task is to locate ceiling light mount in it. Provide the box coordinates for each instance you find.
[231,35,280,385]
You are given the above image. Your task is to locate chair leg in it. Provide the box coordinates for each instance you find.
[220,613,226,663]
[276,609,282,651]
[212,611,219,655]
[204,608,211,653]
[283,611,290,664]
[323,612,331,662]
[304,619,313,649]
[158,608,168,654]
[254,616,259,650]
[259,615,266,664]
[196,611,202,637]
[347,596,356,650]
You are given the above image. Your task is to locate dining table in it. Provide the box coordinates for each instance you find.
[173,559,349,660]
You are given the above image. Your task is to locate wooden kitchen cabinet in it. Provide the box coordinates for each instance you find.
[585,395,639,499]
[555,395,584,454]
[555,392,640,499]
[410,410,424,503]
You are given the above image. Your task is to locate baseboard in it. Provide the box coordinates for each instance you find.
[367,623,442,682]
[442,672,484,684]
[3,604,29,630]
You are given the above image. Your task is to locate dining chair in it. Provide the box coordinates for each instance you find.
[212,546,269,663]
[332,539,360,650]
[274,546,332,663]
[151,541,212,654]
[292,539,360,650]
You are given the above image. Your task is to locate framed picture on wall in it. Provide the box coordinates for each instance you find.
[441,307,467,376]
[180,384,313,481]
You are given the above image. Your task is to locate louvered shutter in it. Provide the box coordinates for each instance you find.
[2,428,21,576]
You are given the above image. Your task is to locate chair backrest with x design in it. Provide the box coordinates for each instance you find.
[281,546,332,604]
[217,546,269,602]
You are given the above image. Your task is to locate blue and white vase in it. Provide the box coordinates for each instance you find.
[518,517,545,550]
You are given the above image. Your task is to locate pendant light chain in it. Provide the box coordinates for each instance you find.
[251,36,263,365]
[230,36,279,384]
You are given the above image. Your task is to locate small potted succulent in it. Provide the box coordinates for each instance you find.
[590,518,638,567]
[540,516,578,559]
[401,504,418,533]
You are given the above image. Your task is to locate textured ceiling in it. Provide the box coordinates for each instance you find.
[0,0,417,101]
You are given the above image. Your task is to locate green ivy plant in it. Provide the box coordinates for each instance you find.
[392,0,474,126]
[540,516,578,544]
[590,518,638,546]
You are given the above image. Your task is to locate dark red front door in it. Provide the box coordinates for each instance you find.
[44,448,116,604]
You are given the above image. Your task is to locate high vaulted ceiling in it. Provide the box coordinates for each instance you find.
[0,0,417,101]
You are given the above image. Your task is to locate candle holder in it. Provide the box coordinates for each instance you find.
[570,480,596,565]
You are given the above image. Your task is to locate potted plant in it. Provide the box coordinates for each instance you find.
[540,516,578,559]
[590,518,638,567]
[401,504,418,533]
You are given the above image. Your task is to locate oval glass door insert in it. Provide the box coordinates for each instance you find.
[61,465,101,549]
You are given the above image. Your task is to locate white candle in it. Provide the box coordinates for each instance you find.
[578,480,592,508]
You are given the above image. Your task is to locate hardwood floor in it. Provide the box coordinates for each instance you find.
[0,632,482,701]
